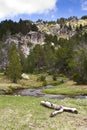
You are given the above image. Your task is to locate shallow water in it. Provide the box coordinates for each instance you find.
[12,85,87,99]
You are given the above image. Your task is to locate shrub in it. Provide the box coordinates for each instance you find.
[37,75,46,82]
[52,74,57,81]
[42,80,47,86]
[73,74,87,84]
[8,86,13,94]
[51,80,64,86]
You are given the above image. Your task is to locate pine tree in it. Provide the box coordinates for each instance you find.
[7,44,22,83]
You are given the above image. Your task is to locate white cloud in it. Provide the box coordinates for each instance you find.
[0,0,57,19]
[81,0,87,10]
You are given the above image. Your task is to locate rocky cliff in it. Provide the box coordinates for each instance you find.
[5,31,45,57]
[36,18,87,39]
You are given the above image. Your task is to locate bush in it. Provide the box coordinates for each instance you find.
[73,73,87,84]
[42,80,47,86]
[52,74,57,81]
[51,80,64,86]
[8,86,13,94]
[59,80,64,84]
[37,75,46,82]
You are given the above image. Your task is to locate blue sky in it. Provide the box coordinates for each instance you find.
[0,0,87,22]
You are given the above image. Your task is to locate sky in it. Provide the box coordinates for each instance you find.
[0,0,87,22]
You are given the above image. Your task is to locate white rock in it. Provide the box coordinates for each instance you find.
[21,73,29,80]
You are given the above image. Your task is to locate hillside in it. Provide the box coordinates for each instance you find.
[0,16,87,81]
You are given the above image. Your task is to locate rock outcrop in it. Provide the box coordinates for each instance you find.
[21,73,29,80]
[5,31,45,57]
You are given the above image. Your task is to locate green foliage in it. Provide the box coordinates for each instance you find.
[19,50,28,73]
[31,24,38,31]
[76,26,79,32]
[7,44,22,83]
[57,17,67,25]
[68,24,72,30]
[42,80,47,86]
[37,75,46,82]
[43,43,56,73]
[68,16,78,21]
[0,19,38,39]
[81,15,87,19]
[0,41,3,67]
[27,44,47,73]
[79,24,83,30]
[52,74,57,81]
[45,34,58,45]
[55,40,73,74]
[73,74,82,84]
[8,86,13,94]
[69,44,87,84]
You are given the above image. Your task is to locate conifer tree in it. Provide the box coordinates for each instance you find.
[7,44,22,83]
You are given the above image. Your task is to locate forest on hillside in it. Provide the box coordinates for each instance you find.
[0,16,87,84]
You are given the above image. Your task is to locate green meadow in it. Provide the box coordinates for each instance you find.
[0,96,87,130]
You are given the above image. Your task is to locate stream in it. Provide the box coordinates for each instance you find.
[12,85,87,99]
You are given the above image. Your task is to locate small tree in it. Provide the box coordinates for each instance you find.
[7,44,22,83]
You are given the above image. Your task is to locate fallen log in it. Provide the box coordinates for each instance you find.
[40,101,78,117]
[40,101,62,110]
[50,109,64,117]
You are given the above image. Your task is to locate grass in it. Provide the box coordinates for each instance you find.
[43,80,87,96]
[0,74,22,91]
[0,73,66,91]
[0,74,43,92]
[0,95,87,130]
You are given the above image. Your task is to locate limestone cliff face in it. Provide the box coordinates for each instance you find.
[27,31,45,45]
[5,31,45,57]
[0,31,45,69]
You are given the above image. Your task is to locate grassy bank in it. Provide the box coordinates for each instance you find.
[43,81,87,96]
[0,73,87,96]
[0,73,42,90]
[0,73,65,92]
[0,96,87,130]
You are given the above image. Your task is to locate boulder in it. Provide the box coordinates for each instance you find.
[21,73,29,80]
